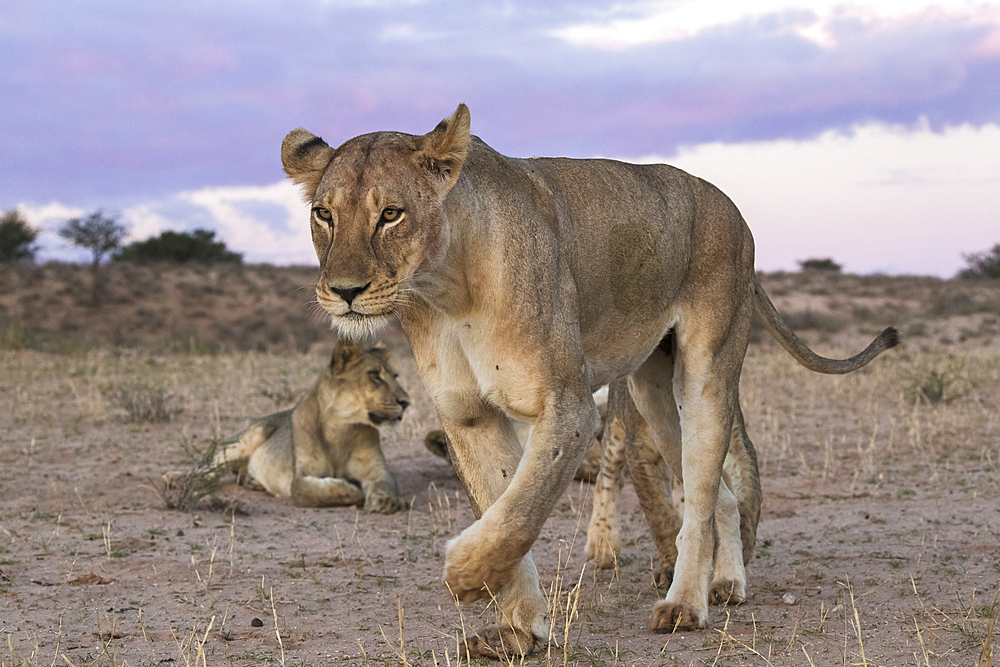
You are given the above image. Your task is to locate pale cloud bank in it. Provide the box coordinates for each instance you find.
[664,120,1000,276]
[20,182,313,266]
[554,0,1000,49]
[18,120,1000,277]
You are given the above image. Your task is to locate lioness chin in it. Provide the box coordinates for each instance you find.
[213,338,411,514]
[281,105,897,657]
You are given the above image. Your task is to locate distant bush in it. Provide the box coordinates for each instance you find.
[798,257,842,273]
[905,356,975,405]
[111,382,180,423]
[116,229,242,264]
[957,244,1000,280]
[782,310,846,333]
[0,210,39,263]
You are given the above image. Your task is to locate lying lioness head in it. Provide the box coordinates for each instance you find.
[282,105,897,656]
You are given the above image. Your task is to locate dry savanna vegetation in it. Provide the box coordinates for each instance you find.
[1,263,999,666]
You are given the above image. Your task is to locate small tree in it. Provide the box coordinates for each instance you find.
[798,257,842,273]
[958,244,1000,280]
[59,210,128,304]
[0,210,39,264]
[116,229,242,264]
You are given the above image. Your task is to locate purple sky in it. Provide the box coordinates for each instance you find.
[3,1,999,274]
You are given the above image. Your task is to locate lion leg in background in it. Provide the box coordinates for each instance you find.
[585,379,636,569]
[624,343,685,589]
[246,419,295,497]
[726,405,762,568]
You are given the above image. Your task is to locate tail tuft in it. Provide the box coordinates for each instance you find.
[882,326,900,349]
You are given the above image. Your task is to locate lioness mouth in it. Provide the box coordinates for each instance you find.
[368,412,401,425]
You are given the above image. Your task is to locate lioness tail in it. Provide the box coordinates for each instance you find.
[752,278,899,375]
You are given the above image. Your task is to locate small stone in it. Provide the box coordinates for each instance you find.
[807,587,822,597]
[782,592,798,605]
[250,618,264,627]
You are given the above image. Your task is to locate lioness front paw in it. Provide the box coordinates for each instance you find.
[653,566,674,589]
[443,523,520,603]
[584,527,620,569]
[460,626,538,660]
[709,579,746,605]
[364,493,409,514]
[648,600,707,632]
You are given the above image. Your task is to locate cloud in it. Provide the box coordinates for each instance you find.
[3,0,1000,208]
[658,120,1000,276]
[551,0,1000,49]
[177,182,312,264]
[18,119,999,277]
[18,182,314,266]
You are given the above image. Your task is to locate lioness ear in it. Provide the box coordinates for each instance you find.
[331,338,362,373]
[415,104,471,193]
[367,343,391,365]
[282,129,335,201]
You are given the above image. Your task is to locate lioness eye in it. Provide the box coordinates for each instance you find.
[379,207,403,226]
[313,207,333,223]
[368,370,381,382]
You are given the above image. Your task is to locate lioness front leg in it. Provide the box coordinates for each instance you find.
[435,400,547,656]
[440,390,599,658]
[343,428,409,514]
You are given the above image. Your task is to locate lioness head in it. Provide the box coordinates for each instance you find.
[282,105,472,340]
[318,338,410,427]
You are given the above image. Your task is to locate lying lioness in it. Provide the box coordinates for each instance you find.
[281,104,897,655]
[213,339,411,514]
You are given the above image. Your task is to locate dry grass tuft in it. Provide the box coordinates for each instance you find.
[154,436,228,511]
[111,381,180,422]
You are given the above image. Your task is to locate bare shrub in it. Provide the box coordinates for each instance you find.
[112,382,180,423]
[155,437,228,511]
[905,355,976,404]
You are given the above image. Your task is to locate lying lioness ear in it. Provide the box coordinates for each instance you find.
[282,129,335,201]
[331,338,363,373]
[415,104,471,193]
[367,342,392,366]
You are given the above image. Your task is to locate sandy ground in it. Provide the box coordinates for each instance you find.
[1,332,999,666]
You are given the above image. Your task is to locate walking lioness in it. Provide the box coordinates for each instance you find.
[213,339,411,513]
[281,105,897,656]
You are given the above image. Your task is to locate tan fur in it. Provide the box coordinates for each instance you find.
[423,387,608,483]
[214,339,411,514]
[282,105,898,653]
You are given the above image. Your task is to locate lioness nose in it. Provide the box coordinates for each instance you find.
[331,282,370,305]
[398,398,410,411]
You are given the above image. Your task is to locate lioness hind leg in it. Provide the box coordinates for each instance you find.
[585,380,629,568]
[632,322,749,629]
[214,412,287,478]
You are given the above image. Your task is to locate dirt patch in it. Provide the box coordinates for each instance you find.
[1,270,999,666]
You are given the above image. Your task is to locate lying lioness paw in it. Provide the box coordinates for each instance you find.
[213,338,411,514]
[282,105,897,656]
